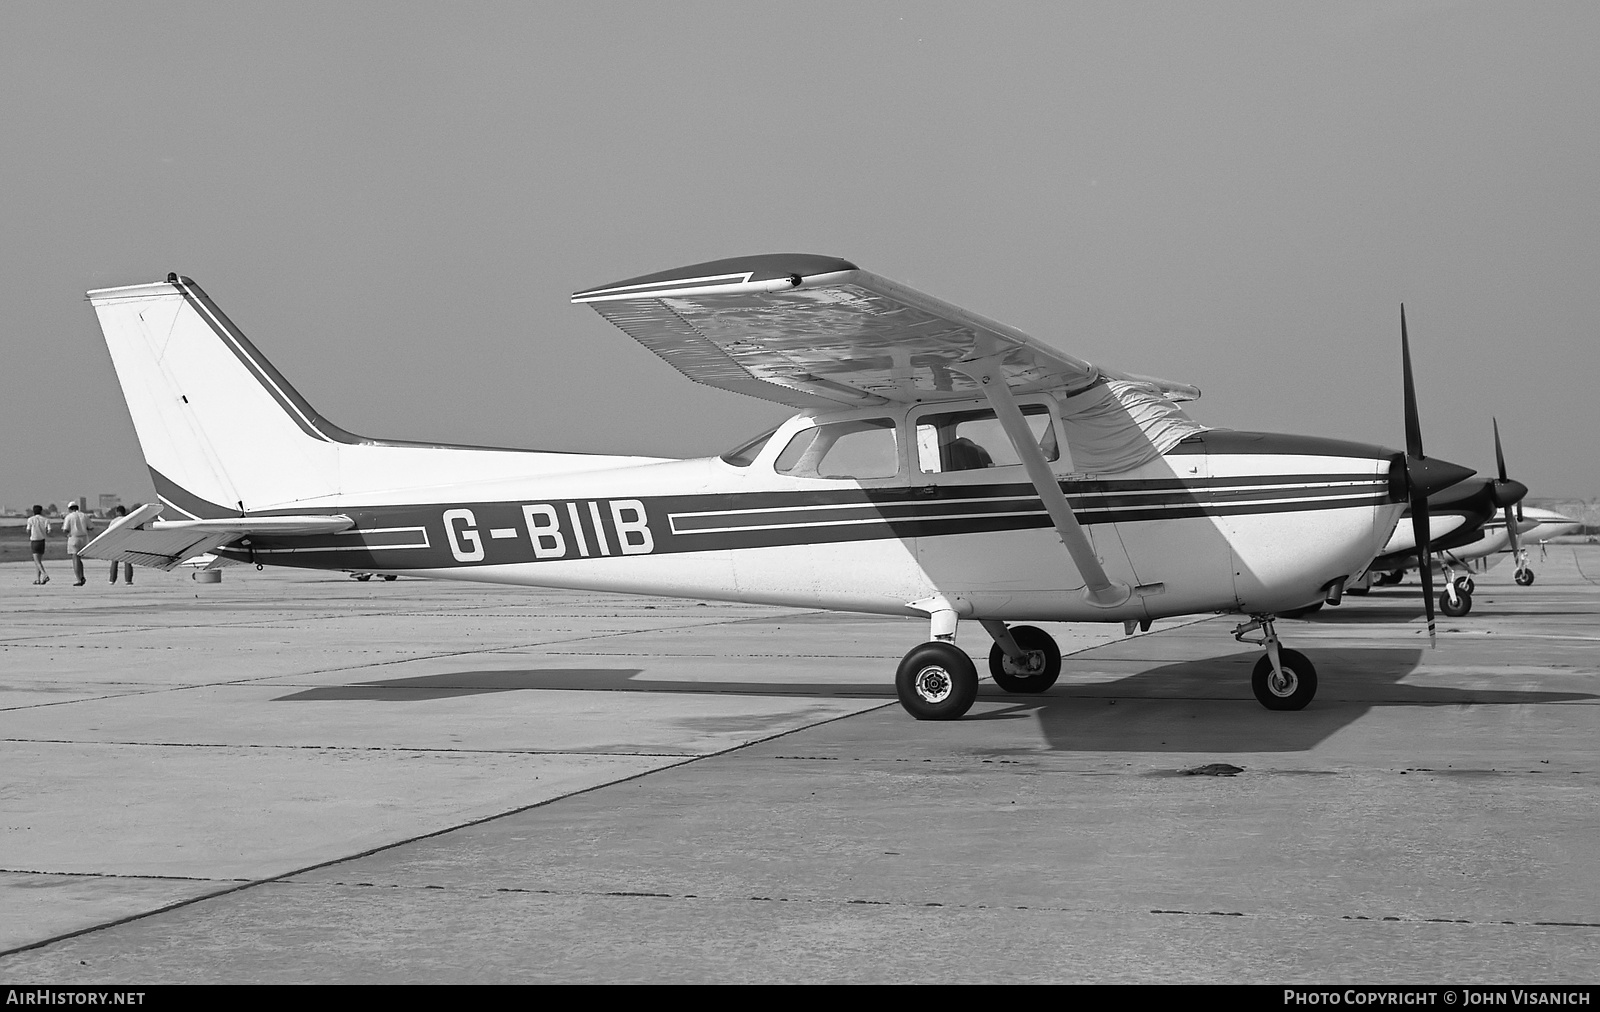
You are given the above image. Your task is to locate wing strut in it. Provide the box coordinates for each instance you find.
[956,356,1131,608]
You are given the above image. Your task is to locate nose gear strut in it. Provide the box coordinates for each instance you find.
[1233,614,1318,710]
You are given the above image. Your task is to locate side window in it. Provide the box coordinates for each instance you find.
[915,405,1059,473]
[720,426,779,467]
[774,418,899,480]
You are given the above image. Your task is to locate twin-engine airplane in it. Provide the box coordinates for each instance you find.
[1362,504,1581,599]
[1352,420,1530,616]
[82,255,1475,720]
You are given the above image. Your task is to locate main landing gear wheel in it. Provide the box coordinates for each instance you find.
[1251,648,1317,711]
[1515,569,1535,587]
[987,625,1062,693]
[1440,589,1472,617]
[896,642,979,721]
[1376,571,1405,586]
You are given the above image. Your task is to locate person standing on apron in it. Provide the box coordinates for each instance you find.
[26,505,51,585]
[106,505,133,585]
[60,501,92,586]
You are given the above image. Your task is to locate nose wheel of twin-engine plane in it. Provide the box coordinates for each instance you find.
[1515,568,1535,586]
[895,641,979,721]
[1440,588,1472,617]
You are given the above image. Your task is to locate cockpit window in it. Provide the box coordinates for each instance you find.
[774,417,899,479]
[720,426,780,467]
[915,404,1059,473]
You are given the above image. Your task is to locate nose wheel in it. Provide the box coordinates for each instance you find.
[1515,568,1535,586]
[1440,587,1472,616]
[1234,615,1318,711]
[1251,648,1317,710]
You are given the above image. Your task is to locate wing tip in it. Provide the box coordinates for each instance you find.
[571,253,858,303]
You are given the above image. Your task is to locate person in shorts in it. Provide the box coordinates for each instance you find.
[26,505,50,585]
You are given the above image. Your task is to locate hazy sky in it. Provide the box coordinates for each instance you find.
[3,1,1597,509]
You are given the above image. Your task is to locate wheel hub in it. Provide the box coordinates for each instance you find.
[914,665,953,703]
[1001,650,1045,677]
[1269,668,1299,696]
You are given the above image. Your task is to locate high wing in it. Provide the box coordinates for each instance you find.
[78,503,355,571]
[575,254,1210,609]
[571,254,1200,410]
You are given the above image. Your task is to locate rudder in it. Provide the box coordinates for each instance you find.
[89,275,348,516]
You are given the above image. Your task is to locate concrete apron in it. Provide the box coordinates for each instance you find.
[1,547,1596,981]
[0,562,1181,954]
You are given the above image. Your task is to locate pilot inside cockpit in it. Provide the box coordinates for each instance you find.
[943,436,993,471]
[918,404,1060,473]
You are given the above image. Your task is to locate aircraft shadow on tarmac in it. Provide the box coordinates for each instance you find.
[271,647,1594,755]
[272,669,649,701]
[968,646,1598,753]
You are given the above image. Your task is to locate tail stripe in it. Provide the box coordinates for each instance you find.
[150,468,235,520]
[173,278,366,446]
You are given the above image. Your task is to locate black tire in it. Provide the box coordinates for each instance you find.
[1515,569,1535,587]
[1376,571,1405,586]
[1440,589,1472,617]
[896,641,979,720]
[1454,576,1475,595]
[987,625,1062,693]
[383,574,398,582]
[354,573,372,582]
[1251,648,1317,710]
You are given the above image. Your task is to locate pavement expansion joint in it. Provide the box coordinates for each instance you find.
[1,868,249,884]
[1155,909,1600,930]
[292,883,1600,931]
[0,737,701,757]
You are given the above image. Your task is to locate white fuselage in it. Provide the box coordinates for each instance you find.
[207,402,1405,625]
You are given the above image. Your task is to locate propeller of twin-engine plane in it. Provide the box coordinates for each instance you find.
[1491,418,1530,580]
[1398,306,1477,643]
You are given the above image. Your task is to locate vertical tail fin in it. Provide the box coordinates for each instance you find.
[89,276,350,516]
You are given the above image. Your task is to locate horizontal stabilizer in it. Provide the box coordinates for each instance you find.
[78,504,354,571]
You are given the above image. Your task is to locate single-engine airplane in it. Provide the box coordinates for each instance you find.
[81,256,1475,719]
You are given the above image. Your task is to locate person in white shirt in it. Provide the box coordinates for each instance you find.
[60,501,92,586]
[25,505,50,585]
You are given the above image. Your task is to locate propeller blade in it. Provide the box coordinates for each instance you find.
[1487,420,1528,508]
[1399,305,1456,646]
[1494,418,1507,482]
[1412,498,1436,645]
[1401,306,1423,460]
[1504,504,1523,561]
[1492,418,1525,570]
